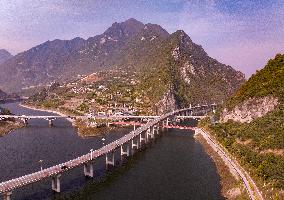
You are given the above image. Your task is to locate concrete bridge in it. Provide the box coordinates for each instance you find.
[0,105,215,200]
[0,104,212,126]
[0,114,160,126]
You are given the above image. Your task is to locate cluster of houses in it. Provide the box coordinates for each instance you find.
[61,70,144,117]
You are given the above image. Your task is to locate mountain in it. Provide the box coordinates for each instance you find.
[0,89,7,100]
[138,30,244,112]
[0,49,12,64]
[0,89,20,103]
[200,54,284,197]
[0,18,244,108]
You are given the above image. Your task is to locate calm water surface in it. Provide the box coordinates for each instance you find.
[0,102,224,200]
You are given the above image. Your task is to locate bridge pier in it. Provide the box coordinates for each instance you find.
[48,119,54,126]
[156,125,160,135]
[131,138,139,154]
[151,126,156,139]
[3,191,12,200]
[146,128,151,143]
[120,144,130,160]
[152,125,159,136]
[21,118,28,126]
[106,151,115,169]
[139,132,146,145]
[83,162,93,177]
[166,118,169,126]
[51,174,61,193]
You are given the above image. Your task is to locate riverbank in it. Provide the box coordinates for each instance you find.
[20,103,121,137]
[0,120,24,136]
[19,103,75,123]
[195,134,249,199]
[196,128,264,200]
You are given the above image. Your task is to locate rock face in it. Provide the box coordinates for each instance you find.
[221,96,278,123]
[164,30,245,105]
[155,89,178,114]
[221,54,284,122]
[0,49,12,64]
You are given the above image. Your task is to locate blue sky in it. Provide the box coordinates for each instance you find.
[0,0,283,77]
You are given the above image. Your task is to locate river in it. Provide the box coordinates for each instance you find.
[0,102,224,200]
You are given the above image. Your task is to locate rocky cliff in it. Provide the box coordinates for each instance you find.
[221,96,278,123]
[221,54,284,122]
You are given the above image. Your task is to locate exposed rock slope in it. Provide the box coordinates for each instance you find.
[222,54,284,122]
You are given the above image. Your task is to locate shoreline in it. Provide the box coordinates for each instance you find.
[196,128,264,200]
[19,103,118,137]
[195,134,247,199]
[0,121,24,137]
[19,103,74,123]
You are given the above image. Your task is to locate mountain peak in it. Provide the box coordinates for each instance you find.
[104,18,144,38]
[123,18,144,25]
[172,30,192,42]
[0,49,12,64]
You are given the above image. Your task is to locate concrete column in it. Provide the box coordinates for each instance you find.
[151,126,155,139]
[22,118,28,126]
[120,144,130,160]
[139,133,146,145]
[84,162,93,177]
[48,119,54,126]
[139,133,142,144]
[133,124,136,130]
[3,191,12,200]
[106,152,114,169]
[146,128,150,143]
[52,174,61,193]
[166,118,169,126]
[131,138,138,154]
[156,125,159,135]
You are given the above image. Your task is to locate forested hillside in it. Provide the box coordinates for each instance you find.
[200,54,284,199]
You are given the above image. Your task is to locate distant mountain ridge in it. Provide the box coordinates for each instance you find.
[0,49,12,64]
[0,18,245,107]
[0,89,20,103]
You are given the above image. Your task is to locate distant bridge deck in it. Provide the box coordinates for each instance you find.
[0,114,205,121]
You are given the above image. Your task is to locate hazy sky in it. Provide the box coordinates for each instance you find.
[0,0,283,77]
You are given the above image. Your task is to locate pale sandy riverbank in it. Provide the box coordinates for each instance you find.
[19,104,75,123]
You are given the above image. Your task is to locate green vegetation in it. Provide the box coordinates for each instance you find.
[200,54,284,199]
[74,119,111,137]
[227,54,284,109]
[200,107,284,187]
[77,103,89,113]
[0,107,24,136]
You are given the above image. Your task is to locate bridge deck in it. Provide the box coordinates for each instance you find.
[0,106,210,194]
